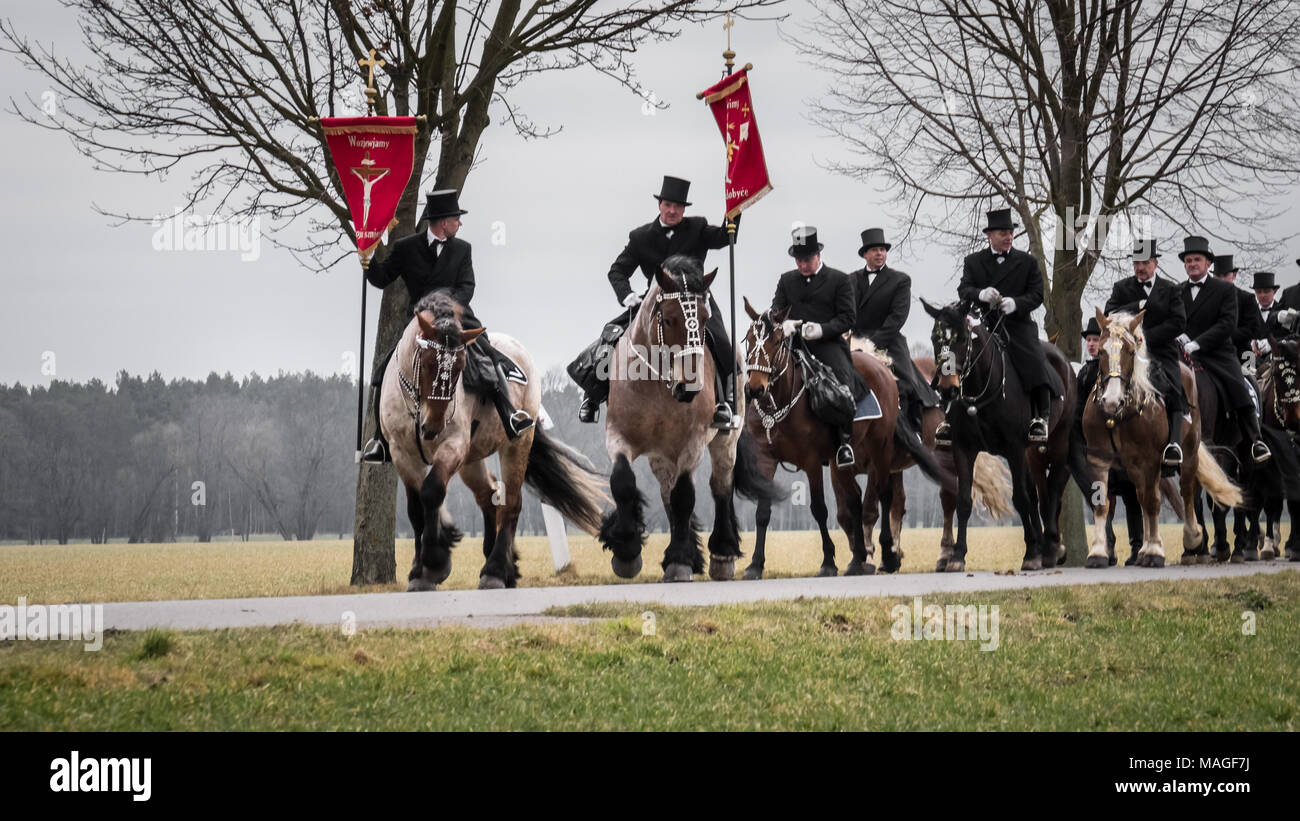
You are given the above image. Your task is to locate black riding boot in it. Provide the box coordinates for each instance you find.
[835,425,856,468]
[1162,403,1183,476]
[360,347,395,463]
[707,327,737,429]
[1239,408,1271,463]
[570,322,624,423]
[491,361,534,440]
[1028,385,1050,443]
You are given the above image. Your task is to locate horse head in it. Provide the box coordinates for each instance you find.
[922,298,973,392]
[651,254,716,403]
[411,292,484,440]
[742,296,791,400]
[1095,308,1146,417]
[1268,334,1300,431]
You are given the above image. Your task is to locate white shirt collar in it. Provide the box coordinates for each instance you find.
[427,227,448,246]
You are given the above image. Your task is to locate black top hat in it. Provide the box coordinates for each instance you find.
[1212,254,1239,276]
[1082,316,1102,338]
[1178,235,1214,262]
[654,175,692,206]
[983,208,1019,233]
[1252,272,1278,291]
[788,225,824,258]
[857,227,892,256]
[1132,238,1160,261]
[420,189,468,223]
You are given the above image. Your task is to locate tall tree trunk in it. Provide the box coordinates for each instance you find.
[1046,246,1090,565]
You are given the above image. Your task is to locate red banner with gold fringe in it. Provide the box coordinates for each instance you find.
[699,69,773,219]
[320,116,417,260]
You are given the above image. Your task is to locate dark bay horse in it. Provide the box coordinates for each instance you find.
[382,291,608,591]
[600,256,783,582]
[1253,335,1300,561]
[922,299,1082,572]
[740,299,946,576]
[1081,310,1240,567]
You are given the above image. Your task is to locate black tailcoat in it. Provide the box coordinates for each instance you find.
[365,232,481,328]
[1182,276,1252,409]
[771,265,868,400]
[1229,286,1266,356]
[1104,274,1187,411]
[1280,283,1300,312]
[850,264,939,406]
[957,246,1051,391]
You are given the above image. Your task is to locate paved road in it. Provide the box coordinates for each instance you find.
[94,561,1299,632]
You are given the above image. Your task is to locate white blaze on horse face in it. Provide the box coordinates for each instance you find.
[1100,337,1126,415]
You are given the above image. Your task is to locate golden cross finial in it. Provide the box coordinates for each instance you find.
[723,13,734,50]
[359,49,386,89]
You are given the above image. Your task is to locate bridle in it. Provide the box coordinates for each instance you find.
[936,308,1006,421]
[398,333,464,465]
[1092,326,1150,421]
[745,313,807,442]
[631,282,710,388]
[1267,345,1300,431]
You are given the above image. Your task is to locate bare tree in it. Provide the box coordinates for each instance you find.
[1,0,779,582]
[798,0,1300,562]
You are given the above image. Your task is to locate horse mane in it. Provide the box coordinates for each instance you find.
[412,290,463,340]
[850,335,893,366]
[1104,311,1157,405]
[660,254,706,293]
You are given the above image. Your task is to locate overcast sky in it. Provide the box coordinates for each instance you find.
[2,1,1298,391]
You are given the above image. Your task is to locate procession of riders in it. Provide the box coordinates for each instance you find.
[358,175,1300,544]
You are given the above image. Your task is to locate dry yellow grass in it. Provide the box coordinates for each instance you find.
[0,524,1283,605]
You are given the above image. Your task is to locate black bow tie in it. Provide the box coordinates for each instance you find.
[994,253,1006,262]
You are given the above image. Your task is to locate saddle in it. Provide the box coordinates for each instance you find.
[794,344,855,428]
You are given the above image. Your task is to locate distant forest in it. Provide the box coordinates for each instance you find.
[0,368,994,545]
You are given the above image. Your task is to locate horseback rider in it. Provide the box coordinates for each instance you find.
[771,225,868,468]
[1253,272,1286,340]
[358,189,533,464]
[1280,261,1300,327]
[848,227,940,433]
[1212,255,1267,363]
[1103,238,1188,475]
[1176,235,1271,464]
[570,175,738,428]
[944,208,1055,447]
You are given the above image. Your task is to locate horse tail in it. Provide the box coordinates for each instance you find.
[524,428,610,537]
[971,453,1013,520]
[893,419,954,494]
[1195,442,1244,510]
[733,429,787,504]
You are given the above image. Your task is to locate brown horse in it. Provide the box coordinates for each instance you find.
[1252,335,1300,560]
[1081,309,1241,567]
[382,291,608,591]
[879,353,1013,566]
[740,298,938,575]
[600,256,782,582]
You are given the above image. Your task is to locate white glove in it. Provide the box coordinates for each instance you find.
[781,319,799,336]
[801,322,824,341]
[1279,308,1299,329]
[999,297,1016,314]
[1255,339,1271,355]
[1176,333,1192,347]
[1184,340,1200,355]
[622,292,643,309]
[979,287,1000,305]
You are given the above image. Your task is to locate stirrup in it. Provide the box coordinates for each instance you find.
[578,397,600,424]
[360,437,390,464]
[710,402,737,430]
[1252,440,1272,464]
[935,420,952,449]
[1028,417,1049,443]
[1161,443,1183,476]
[835,443,855,468]
[507,410,535,438]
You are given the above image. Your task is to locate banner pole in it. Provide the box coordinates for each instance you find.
[356,256,369,460]
[723,18,739,426]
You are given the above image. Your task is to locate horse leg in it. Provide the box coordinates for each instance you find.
[1185,484,1210,565]
[476,440,530,589]
[1261,496,1282,560]
[459,459,499,564]
[1135,473,1165,568]
[808,469,838,577]
[408,466,462,592]
[705,429,741,581]
[834,468,872,575]
[946,446,975,573]
[1212,500,1232,563]
[1104,490,1119,566]
[743,448,778,580]
[939,486,956,572]
[1038,461,1067,570]
[1007,449,1043,571]
[1085,453,1113,569]
[1120,481,1145,566]
[877,467,900,573]
[601,452,648,579]
[405,486,425,582]
[1180,451,1204,563]
[660,469,700,583]
[1287,497,1300,561]
[889,473,906,561]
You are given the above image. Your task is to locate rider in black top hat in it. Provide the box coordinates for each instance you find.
[948,208,1056,446]
[1212,255,1267,360]
[1104,238,1187,474]
[358,189,533,463]
[849,227,940,434]
[1252,272,1287,338]
[1177,236,1270,463]
[771,225,868,468]
[569,175,739,427]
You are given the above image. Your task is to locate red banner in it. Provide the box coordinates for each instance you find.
[699,69,773,219]
[321,116,417,260]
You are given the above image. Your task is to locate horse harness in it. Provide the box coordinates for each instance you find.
[937,310,1008,428]
[397,333,463,465]
[746,314,808,443]
[630,283,710,387]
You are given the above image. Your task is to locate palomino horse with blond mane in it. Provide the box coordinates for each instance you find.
[381,291,608,591]
[600,256,783,582]
[1081,309,1242,567]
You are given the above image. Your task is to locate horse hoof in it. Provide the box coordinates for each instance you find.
[1243,550,1260,562]
[817,565,838,578]
[1145,554,1165,568]
[944,560,966,573]
[662,563,693,583]
[1021,558,1043,571]
[1179,554,1198,566]
[935,558,949,572]
[407,578,437,593]
[478,575,506,590]
[1229,553,1245,564]
[611,555,643,579]
[708,557,735,582]
[1084,555,1109,569]
[1261,547,1276,561]
[743,566,764,581]
[1199,554,1215,565]
[845,560,875,576]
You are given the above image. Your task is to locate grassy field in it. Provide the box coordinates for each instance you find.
[3,524,1284,604]
[1,572,1296,730]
